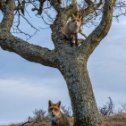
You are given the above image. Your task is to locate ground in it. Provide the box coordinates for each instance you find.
[3,113,126,126]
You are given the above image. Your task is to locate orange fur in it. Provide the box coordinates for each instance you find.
[48,100,74,126]
[62,15,82,46]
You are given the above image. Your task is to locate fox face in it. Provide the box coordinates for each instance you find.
[68,15,82,33]
[62,15,82,35]
[48,100,61,121]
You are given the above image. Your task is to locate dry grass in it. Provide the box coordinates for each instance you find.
[8,113,126,126]
[9,121,50,126]
[102,113,126,125]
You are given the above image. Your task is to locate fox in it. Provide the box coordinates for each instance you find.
[48,100,74,126]
[62,14,82,46]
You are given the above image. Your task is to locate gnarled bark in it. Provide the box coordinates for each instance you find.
[0,34,58,68]
[58,54,101,126]
[0,0,58,68]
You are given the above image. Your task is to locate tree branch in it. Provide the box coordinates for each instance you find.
[80,0,116,55]
[81,0,103,17]
[0,0,15,32]
[85,0,94,6]
[0,34,58,68]
[49,0,61,12]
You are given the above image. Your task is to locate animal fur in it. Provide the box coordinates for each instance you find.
[57,0,61,4]
[62,8,88,46]
[48,100,74,126]
[62,14,82,46]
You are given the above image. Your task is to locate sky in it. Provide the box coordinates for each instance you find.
[0,7,126,124]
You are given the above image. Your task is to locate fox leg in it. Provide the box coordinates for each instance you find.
[75,34,78,46]
[70,35,76,47]
[71,34,78,47]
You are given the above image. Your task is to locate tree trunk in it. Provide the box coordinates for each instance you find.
[58,55,101,126]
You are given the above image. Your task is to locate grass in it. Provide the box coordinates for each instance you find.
[7,113,126,126]
[102,113,126,125]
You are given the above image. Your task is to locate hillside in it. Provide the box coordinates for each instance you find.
[102,113,126,126]
[5,113,126,126]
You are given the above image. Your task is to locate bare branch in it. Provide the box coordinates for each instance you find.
[31,0,46,15]
[100,97,114,116]
[81,0,103,17]
[49,0,62,12]
[114,0,126,19]
[0,34,58,68]
[85,0,94,6]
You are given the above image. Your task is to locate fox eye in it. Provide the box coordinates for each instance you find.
[49,108,53,111]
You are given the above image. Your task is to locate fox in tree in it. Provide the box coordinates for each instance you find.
[62,14,82,46]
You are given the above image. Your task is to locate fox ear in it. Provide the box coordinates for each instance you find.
[57,101,61,107]
[78,15,82,20]
[48,100,52,106]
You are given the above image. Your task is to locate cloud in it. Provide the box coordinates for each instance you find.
[0,48,60,79]
[113,16,126,26]
[0,76,70,124]
[86,18,126,108]
[94,88,126,110]
[0,76,70,102]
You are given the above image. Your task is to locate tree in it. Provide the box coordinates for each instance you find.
[0,0,125,126]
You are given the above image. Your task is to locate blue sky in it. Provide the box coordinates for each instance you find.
[0,9,126,124]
